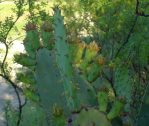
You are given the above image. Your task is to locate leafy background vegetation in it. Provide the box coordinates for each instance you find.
[0,0,149,126]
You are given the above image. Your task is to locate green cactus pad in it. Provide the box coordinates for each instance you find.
[35,48,67,124]
[107,99,125,120]
[24,30,40,58]
[53,7,78,110]
[72,108,112,126]
[14,53,36,67]
[69,42,86,65]
[86,62,102,83]
[97,90,109,112]
[79,41,100,72]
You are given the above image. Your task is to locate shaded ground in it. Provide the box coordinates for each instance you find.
[0,40,25,126]
[0,77,24,126]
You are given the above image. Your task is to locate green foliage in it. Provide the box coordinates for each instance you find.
[0,16,14,41]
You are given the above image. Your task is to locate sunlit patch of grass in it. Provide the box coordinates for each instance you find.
[0,2,16,21]
[0,2,27,40]
[0,1,54,41]
[8,15,28,40]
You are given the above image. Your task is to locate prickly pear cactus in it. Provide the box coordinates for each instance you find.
[107,98,125,120]
[86,61,102,83]
[20,101,47,126]
[72,91,125,126]
[69,41,86,66]
[97,87,109,112]
[69,40,106,106]
[73,70,97,106]
[14,7,129,126]
[40,21,54,50]
[14,22,40,100]
[69,40,104,83]
[14,20,56,100]
[53,7,78,110]
[114,65,133,112]
[14,53,36,67]
[35,48,67,124]
[72,108,112,126]
[79,41,100,72]
[24,22,40,58]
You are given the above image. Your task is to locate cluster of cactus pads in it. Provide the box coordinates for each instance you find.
[14,7,126,126]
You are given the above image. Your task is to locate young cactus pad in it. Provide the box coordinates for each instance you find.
[107,98,125,120]
[79,41,100,72]
[86,62,102,83]
[24,23,40,58]
[97,88,109,112]
[69,42,86,65]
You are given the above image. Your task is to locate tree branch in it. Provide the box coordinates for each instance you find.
[115,15,138,58]
[115,0,149,58]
